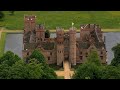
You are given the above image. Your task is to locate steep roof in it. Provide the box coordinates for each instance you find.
[42,42,55,50]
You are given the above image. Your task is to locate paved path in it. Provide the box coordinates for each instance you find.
[55,60,74,79]
[64,60,71,79]
[55,71,64,76]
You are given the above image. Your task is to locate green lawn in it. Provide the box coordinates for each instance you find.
[0,32,6,57]
[1,11,120,30]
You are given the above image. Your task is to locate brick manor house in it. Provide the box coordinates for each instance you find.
[22,15,107,67]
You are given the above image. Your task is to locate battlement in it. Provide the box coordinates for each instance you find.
[24,15,36,19]
[69,27,76,34]
[80,24,100,30]
[35,24,45,31]
[56,27,64,36]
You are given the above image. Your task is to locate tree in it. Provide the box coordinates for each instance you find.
[0,51,57,79]
[28,49,46,63]
[40,63,57,79]
[72,62,103,79]
[0,11,4,20]
[28,49,57,79]
[0,64,10,79]
[111,43,120,66]
[101,65,120,79]
[45,30,50,38]
[8,59,57,79]
[85,49,101,66]
[0,51,21,66]
[72,49,102,79]
[8,59,44,79]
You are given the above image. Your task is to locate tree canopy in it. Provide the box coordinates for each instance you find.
[111,43,120,66]
[72,49,120,79]
[85,49,101,66]
[0,51,21,66]
[0,51,57,79]
[72,49,102,79]
[28,49,46,64]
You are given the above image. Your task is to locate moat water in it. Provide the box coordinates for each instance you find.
[4,32,120,64]
[4,34,23,58]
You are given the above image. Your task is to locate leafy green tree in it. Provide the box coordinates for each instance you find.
[0,11,4,20]
[8,59,57,79]
[28,49,57,79]
[0,51,21,66]
[28,49,46,63]
[101,65,120,79]
[40,63,57,79]
[111,43,120,66]
[72,62,103,79]
[86,49,101,66]
[72,49,102,79]
[8,59,44,79]
[45,30,50,38]
[0,51,57,79]
[0,64,10,79]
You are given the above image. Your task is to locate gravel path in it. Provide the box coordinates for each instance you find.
[55,61,74,79]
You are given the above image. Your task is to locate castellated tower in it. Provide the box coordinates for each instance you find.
[56,28,64,66]
[69,27,76,66]
[35,24,45,42]
[24,15,36,33]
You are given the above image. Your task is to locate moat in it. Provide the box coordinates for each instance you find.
[4,32,120,64]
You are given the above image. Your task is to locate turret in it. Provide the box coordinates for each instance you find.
[35,24,45,42]
[69,27,76,66]
[56,27,64,66]
[24,15,36,33]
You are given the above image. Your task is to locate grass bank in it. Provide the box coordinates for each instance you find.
[2,11,120,30]
[0,32,6,57]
